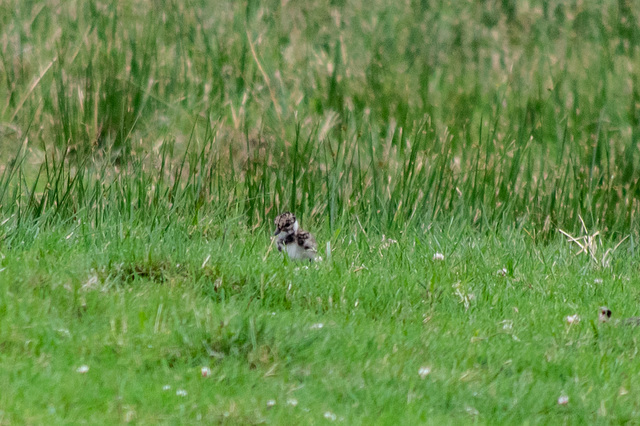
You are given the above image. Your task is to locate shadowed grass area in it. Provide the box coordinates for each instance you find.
[2,0,640,423]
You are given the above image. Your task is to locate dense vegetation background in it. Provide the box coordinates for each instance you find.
[2,0,640,234]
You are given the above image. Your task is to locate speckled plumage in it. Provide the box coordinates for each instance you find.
[274,212,317,261]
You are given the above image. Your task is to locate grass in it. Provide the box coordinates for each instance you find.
[1,219,639,423]
[2,0,640,423]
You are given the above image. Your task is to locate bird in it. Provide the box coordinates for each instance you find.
[273,212,317,261]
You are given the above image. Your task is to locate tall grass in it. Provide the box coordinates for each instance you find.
[1,0,640,238]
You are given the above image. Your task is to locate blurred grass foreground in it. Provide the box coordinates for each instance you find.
[2,0,640,236]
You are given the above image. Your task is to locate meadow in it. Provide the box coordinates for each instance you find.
[2,0,640,423]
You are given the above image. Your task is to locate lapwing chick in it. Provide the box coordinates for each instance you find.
[274,212,317,261]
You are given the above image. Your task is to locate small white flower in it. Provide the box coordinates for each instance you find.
[310,323,324,330]
[497,268,508,276]
[287,398,298,407]
[201,367,211,377]
[433,252,445,261]
[176,389,187,397]
[566,314,580,324]
[594,278,603,284]
[465,406,479,416]
[324,411,337,421]
[266,399,276,408]
[56,328,71,337]
[500,320,513,330]
[557,395,569,405]
[76,365,89,374]
[162,385,171,391]
[418,366,431,379]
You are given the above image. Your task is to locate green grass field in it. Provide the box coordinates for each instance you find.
[2,0,640,423]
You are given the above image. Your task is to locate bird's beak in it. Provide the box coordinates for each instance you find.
[274,228,281,236]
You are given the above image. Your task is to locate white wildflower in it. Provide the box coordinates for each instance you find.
[162,385,171,391]
[76,365,89,374]
[465,406,479,416]
[310,323,324,330]
[324,411,337,421]
[266,399,276,408]
[176,389,187,397]
[56,328,71,337]
[201,367,211,377]
[566,314,580,324]
[433,252,445,261]
[557,395,569,405]
[418,366,431,379]
[287,398,298,407]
